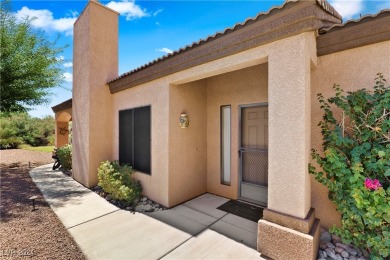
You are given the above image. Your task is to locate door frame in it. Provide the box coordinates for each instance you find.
[237,102,269,206]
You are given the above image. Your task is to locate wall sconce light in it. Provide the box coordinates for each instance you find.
[179,113,189,128]
[59,127,69,136]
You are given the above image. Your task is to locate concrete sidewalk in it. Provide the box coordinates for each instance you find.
[30,164,263,260]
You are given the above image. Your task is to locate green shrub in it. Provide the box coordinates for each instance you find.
[0,117,23,149]
[97,161,142,204]
[309,74,390,259]
[57,144,72,170]
[0,112,55,148]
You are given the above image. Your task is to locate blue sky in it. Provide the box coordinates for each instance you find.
[8,0,390,118]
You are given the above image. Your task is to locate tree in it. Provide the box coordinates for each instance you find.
[0,0,66,113]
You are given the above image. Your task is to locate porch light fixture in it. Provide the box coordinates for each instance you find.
[179,113,189,128]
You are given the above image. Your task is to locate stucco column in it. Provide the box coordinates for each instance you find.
[267,32,315,219]
[257,32,320,260]
[72,1,118,187]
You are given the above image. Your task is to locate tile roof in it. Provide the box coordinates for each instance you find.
[52,98,72,112]
[107,0,341,84]
[319,9,390,34]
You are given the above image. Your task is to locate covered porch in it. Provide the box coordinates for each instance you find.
[52,99,72,148]
[162,31,319,259]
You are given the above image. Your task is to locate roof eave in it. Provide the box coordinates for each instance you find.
[108,0,342,93]
[52,98,72,113]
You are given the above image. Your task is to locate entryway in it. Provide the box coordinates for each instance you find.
[239,104,268,206]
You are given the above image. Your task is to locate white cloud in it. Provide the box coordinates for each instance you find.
[63,62,73,68]
[106,0,149,21]
[56,56,65,61]
[15,7,76,36]
[330,0,364,20]
[153,9,163,17]
[63,72,72,82]
[157,48,173,54]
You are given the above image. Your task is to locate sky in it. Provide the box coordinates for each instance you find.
[7,0,390,118]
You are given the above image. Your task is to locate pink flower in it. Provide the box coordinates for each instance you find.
[364,178,382,191]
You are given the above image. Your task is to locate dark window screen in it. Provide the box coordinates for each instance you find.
[119,106,151,174]
[134,106,151,173]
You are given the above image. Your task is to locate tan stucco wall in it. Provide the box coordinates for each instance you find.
[206,64,268,200]
[55,122,69,148]
[168,80,208,206]
[110,33,318,212]
[267,31,317,219]
[72,1,118,187]
[111,80,170,207]
[311,40,390,228]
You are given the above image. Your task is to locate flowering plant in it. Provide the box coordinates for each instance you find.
[309,74,390,259]
[364,178,382,191]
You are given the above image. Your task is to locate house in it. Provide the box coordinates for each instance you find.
[52,0,390,258]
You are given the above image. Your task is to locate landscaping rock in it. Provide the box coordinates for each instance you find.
[320,230,332,242]
[332,234,342,244]
[135,204,153,212]
[340,251,349,258]
[91,187,166,213]
[336,243,348,250]
[320,243,328,250]
[346,248,358,256]
[318,230,368,260]
[318,250,327,259]
[325,248,337,259]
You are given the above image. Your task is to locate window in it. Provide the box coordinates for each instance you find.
[119,106,151,174]
[221,105,231,185]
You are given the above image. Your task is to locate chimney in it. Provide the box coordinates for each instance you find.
[72,1,119,187]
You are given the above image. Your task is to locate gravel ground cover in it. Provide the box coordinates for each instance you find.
[0,149,85,259]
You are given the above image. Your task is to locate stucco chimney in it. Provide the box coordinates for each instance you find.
[72,1,119,187]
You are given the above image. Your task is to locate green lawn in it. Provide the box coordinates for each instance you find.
[21,145,55,153]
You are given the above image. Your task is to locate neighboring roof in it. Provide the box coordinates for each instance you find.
[319,9,390,34]
[52,98,72,113]
[315,0,342,20]
[317,9,390,56]
[108,0,342,93]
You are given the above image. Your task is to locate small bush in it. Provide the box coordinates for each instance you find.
[57,144,72,170]
[97,161,142,204]
[309,74,389,259]
[0,117,23,149]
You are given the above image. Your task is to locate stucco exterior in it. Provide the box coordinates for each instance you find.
[112,80,170,206]
[267,32,317,219]
[311,40,390,228]
[72,1,118,187]
[206,64,268,200]
[168,80,207,206]
[52,0,390,258]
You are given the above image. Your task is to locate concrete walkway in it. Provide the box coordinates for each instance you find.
[30,165,264,260]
